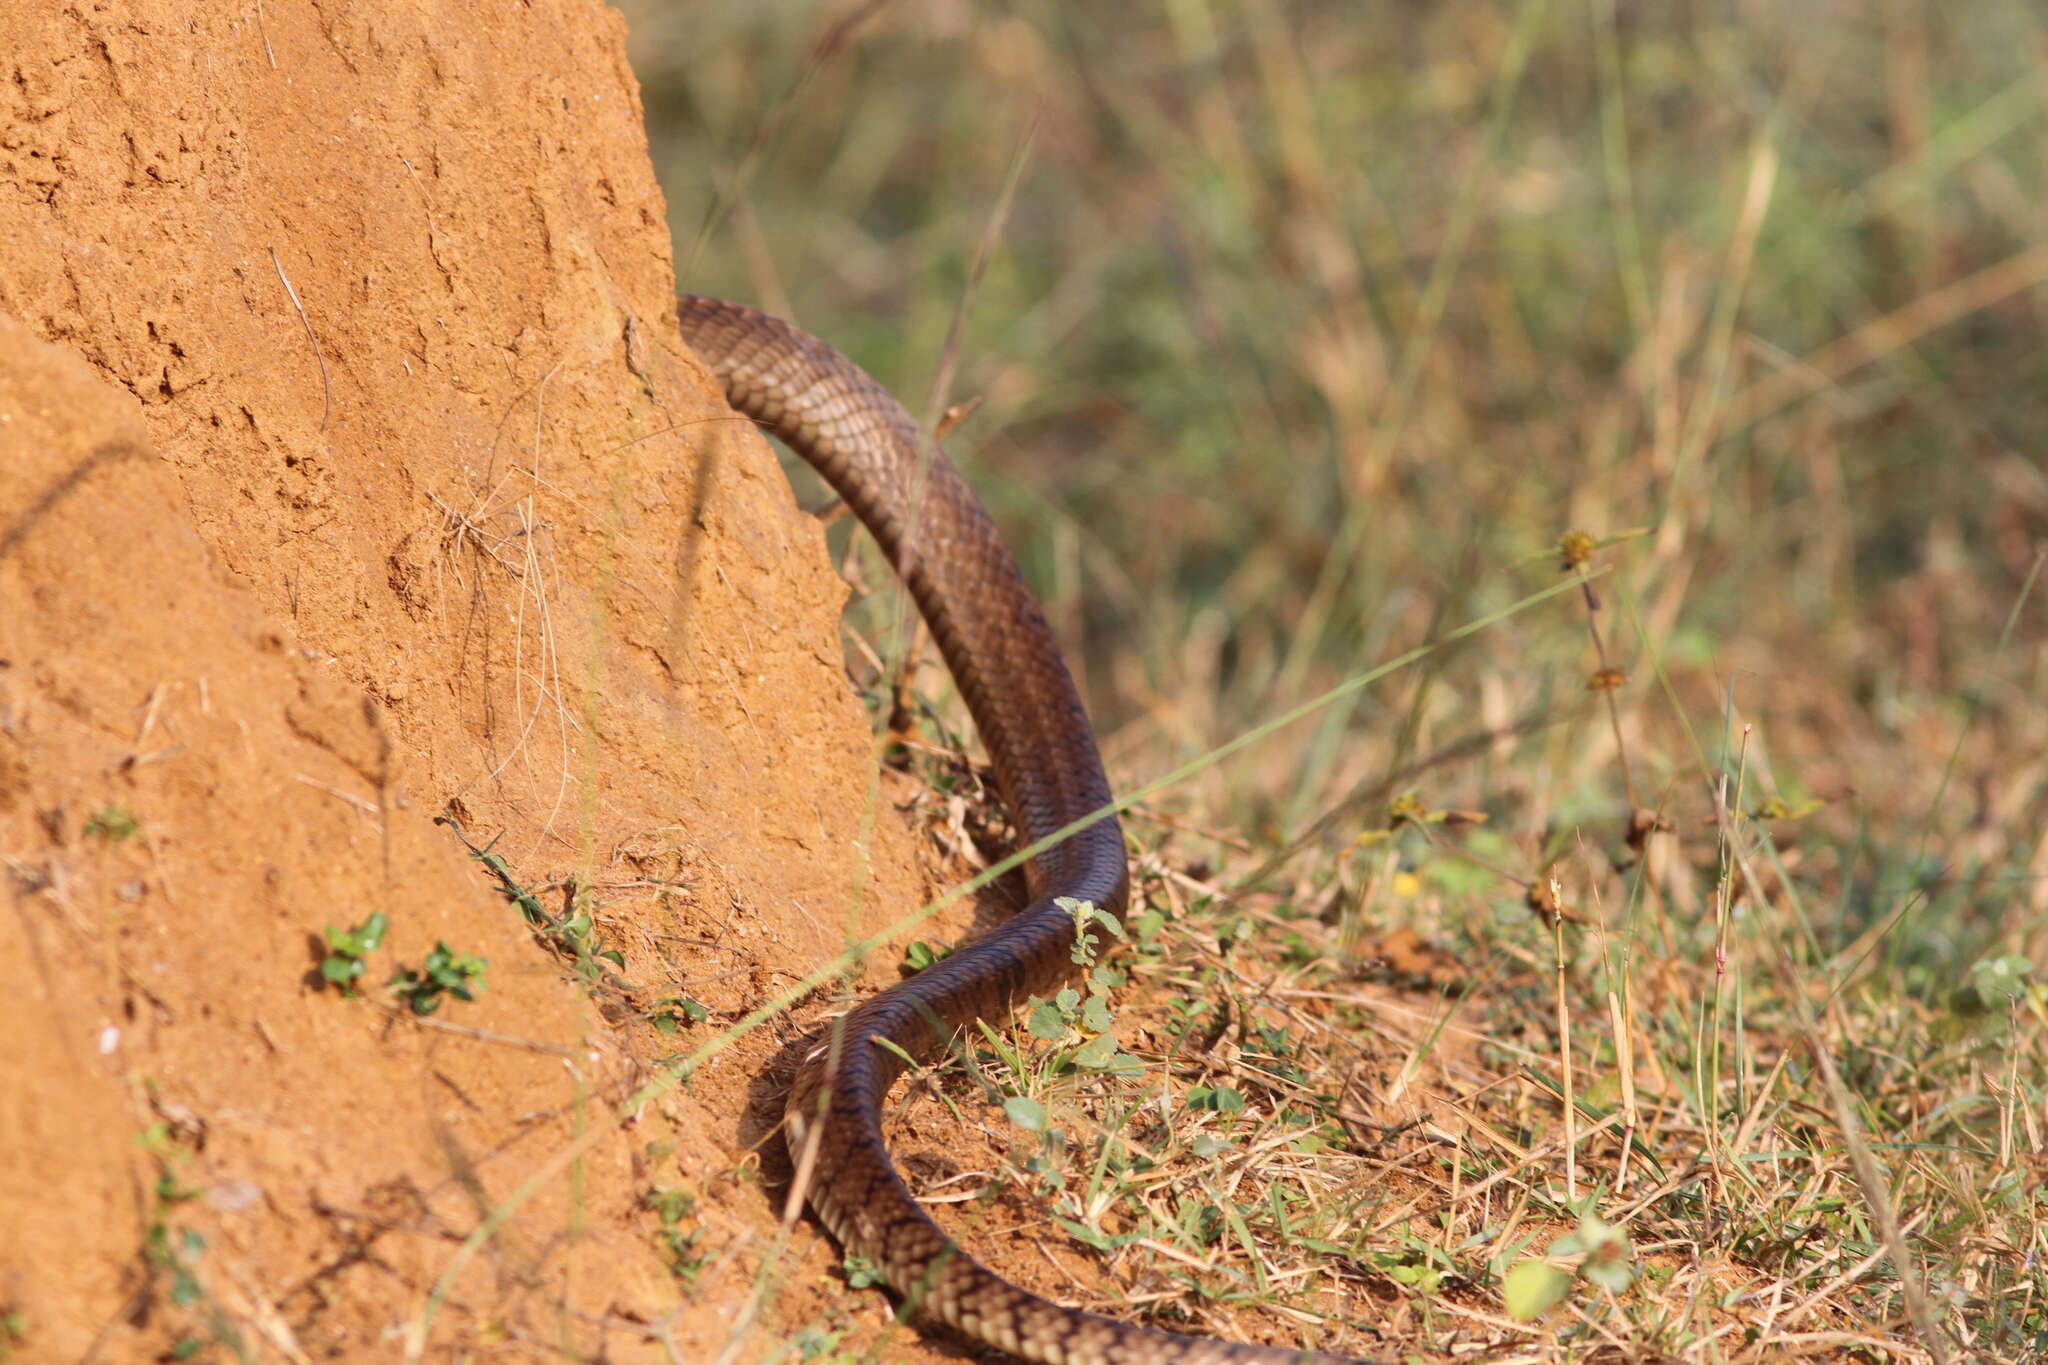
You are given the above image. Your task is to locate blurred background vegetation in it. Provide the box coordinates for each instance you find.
[620,1,2047,992]
[614,5,2048,1354]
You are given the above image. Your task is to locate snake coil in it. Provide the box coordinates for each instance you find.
[678,295,1366,1365]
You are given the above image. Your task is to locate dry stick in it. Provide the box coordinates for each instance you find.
[253,0,277,68]
[378,1005,577,1058]
[269,246,331,430]
[1723,728,1754,1144]
[1598,984,1662,1203]
[1553,908,1576,1204]
[1711,788,1951,1365]
[0,440,146,564]
[1122,801,1255,853]
[1704,720,1753,1225]
[1577,563,1639,811]
[1572,537,1642,1202]
[1674,139,1779,473]
[1607,966,1639,1195]
[1721,1047,1794,1201]
[403,570,1603,1354]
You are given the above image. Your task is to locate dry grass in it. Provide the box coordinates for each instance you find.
[618,3,2048,1360]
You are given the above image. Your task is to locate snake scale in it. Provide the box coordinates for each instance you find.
[677,296,1367,1365]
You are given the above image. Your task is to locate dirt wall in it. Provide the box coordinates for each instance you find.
[0,3,942,1358]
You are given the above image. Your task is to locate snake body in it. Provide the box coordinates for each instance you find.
[677,296,1363,1365]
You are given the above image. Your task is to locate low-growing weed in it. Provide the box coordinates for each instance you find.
[319,912,387,996]
[388,941,487,1016]
[643,1186,710,1284]
[83,805,139,841]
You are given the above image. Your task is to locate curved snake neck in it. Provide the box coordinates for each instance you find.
[677,295,1365,1365]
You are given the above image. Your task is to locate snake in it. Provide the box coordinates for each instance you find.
[677,296,1368,1365]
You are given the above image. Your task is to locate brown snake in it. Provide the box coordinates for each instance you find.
[678,296,1368,1365]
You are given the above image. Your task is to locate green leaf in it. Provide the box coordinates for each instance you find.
[1080,993,1115,1033]
[1504,1259,1572,1320]
[1374,1250,1443,1294]
[1187,1085,1245,1113]
[1071,1032,1122,1070]
[1970,953,2031,1007]
[1004,1096,1048,1132]
[1054,1216,1117,1251]
[1027,1001,1067,1040]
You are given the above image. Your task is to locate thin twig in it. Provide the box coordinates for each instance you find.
[270,247,332,430]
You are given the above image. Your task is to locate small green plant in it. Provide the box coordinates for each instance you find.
[1020,980,1143,1076]
[139,1124,202,1205]
[544,880,627,984]
[319,912,389,996]
[83,805,139,841]
[389,942,486,1015]
[900,939,949,973]
[1060,895,1125,965]
[1184,1084,1247,1114]
[0,1306,25,1362]
[1502,1199,1635,1321]
[645,996,711,1033]
[841,1253,884,1290]
[643,1186,709,1283]
[793,1326,855,1362]
[976,899,1143,1223]
[994,898,1142,1077]
[437,818,624,987]
[1371,1230,1467,1298]
[137,1123,241,1360]
[1950,953,2035,1017]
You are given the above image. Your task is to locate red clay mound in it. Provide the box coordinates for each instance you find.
[1,3,951,1358]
